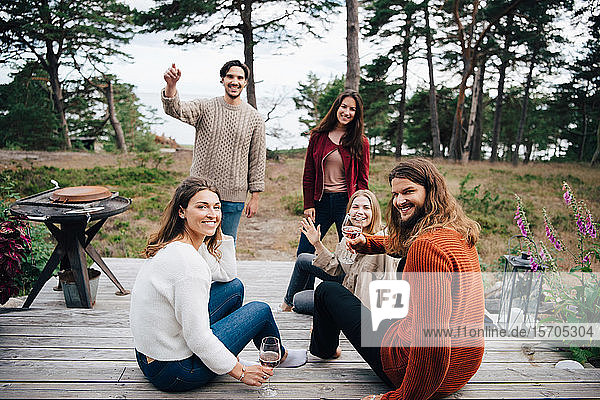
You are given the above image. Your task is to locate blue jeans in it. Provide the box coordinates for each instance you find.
[221,201,245,243]
[283,253,343,315]
[135,279,284,392]
[297,192,348,255]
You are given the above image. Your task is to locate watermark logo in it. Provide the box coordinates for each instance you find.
[361,271,600,348]
[369,279,410,331]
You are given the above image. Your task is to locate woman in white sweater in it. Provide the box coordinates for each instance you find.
[130,177,303,392]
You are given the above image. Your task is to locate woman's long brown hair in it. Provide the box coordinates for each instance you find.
[143,177,222,259]
[385,158,480,255]
[310,89,365,158]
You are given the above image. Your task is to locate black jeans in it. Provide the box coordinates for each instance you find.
[297,192,348,255]
[309,281,394,387]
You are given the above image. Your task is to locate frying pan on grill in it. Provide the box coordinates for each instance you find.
[50,186,112,203]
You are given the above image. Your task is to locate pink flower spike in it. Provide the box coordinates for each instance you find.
[583,254,591,265]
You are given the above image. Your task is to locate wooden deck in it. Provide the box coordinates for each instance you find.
[1,258,599,399]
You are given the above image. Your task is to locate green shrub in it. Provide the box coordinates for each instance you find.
[457,173,513,234]
[281,193,304,216]
[0,166,179,196]
[0,176,53,299]
[134,151,174,169]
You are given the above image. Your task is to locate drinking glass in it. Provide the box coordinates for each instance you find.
[340,214,360,264]
[259,336,281,397]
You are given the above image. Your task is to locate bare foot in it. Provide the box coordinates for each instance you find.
[333,346,342,358]
[280,349,289,363]
[280,302,293,312]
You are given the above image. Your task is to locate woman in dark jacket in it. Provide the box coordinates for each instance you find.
[297,89,370,256]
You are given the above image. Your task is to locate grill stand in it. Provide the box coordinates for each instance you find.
[23,218,130,309]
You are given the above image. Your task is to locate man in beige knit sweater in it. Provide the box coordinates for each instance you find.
[162,60,266,242]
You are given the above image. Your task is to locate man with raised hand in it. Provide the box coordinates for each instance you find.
[161,60,266,242]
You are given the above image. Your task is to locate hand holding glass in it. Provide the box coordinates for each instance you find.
[340,214,360,264]
[259,336,281,397]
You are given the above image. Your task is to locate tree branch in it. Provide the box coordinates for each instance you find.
[471,0,525,57]
[253,11,291,31]
[453,0,467,53]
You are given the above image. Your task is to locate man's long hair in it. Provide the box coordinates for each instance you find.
[310,89,365,159]
[143,177,222,259]
[385,158,480,255]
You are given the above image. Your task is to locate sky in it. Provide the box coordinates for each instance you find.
[1,1,589,150]
[117,1,357,148]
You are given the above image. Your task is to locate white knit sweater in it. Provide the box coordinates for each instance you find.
[129,238,238,375]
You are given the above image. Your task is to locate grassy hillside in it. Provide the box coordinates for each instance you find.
[1,149,598,271]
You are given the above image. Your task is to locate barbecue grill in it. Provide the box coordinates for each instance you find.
[9,186,132,308]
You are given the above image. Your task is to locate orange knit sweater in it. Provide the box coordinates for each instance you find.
[360,229,484,400]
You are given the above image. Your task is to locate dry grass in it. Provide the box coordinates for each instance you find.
[2,149,598,270]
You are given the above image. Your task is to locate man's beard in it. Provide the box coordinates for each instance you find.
[398,204,426,236]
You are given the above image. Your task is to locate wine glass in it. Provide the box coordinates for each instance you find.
[340,213,360,264]
[259,336,281,397]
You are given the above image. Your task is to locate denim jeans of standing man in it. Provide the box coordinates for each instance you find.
[297,192,348,255]
[135,278,285,392]
[220,201,245,243]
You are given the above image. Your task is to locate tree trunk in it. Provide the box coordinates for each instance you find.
[39,0,70,150]
[591,115,600,166]
[524,141,533,164]
[371,136,376,159]
[241,0,257,109]
[47,60,71,150]
[425,2,442,158]
[579,91,588,161]
[345,0,360,91]
[449,0,524,161]
[449,58,470,161]
[462,58,483,162]
[471,60,485,161]
[512,46,538,166]
[490,14,513,163]
[504,143,511,161]
[395,15,412,159]
[105,81,127,153]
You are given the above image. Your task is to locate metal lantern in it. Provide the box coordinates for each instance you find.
[497,235,545,332]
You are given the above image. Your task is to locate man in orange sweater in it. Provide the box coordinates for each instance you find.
[309,158,485,400]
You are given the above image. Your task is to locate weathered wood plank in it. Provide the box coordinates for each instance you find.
[0,346,573,364]
[0,333,564,353]
[1,382,600,399]
[1,259,598,400]
[1,361,599,383]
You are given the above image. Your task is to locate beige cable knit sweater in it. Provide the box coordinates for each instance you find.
[162,91,266,202]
